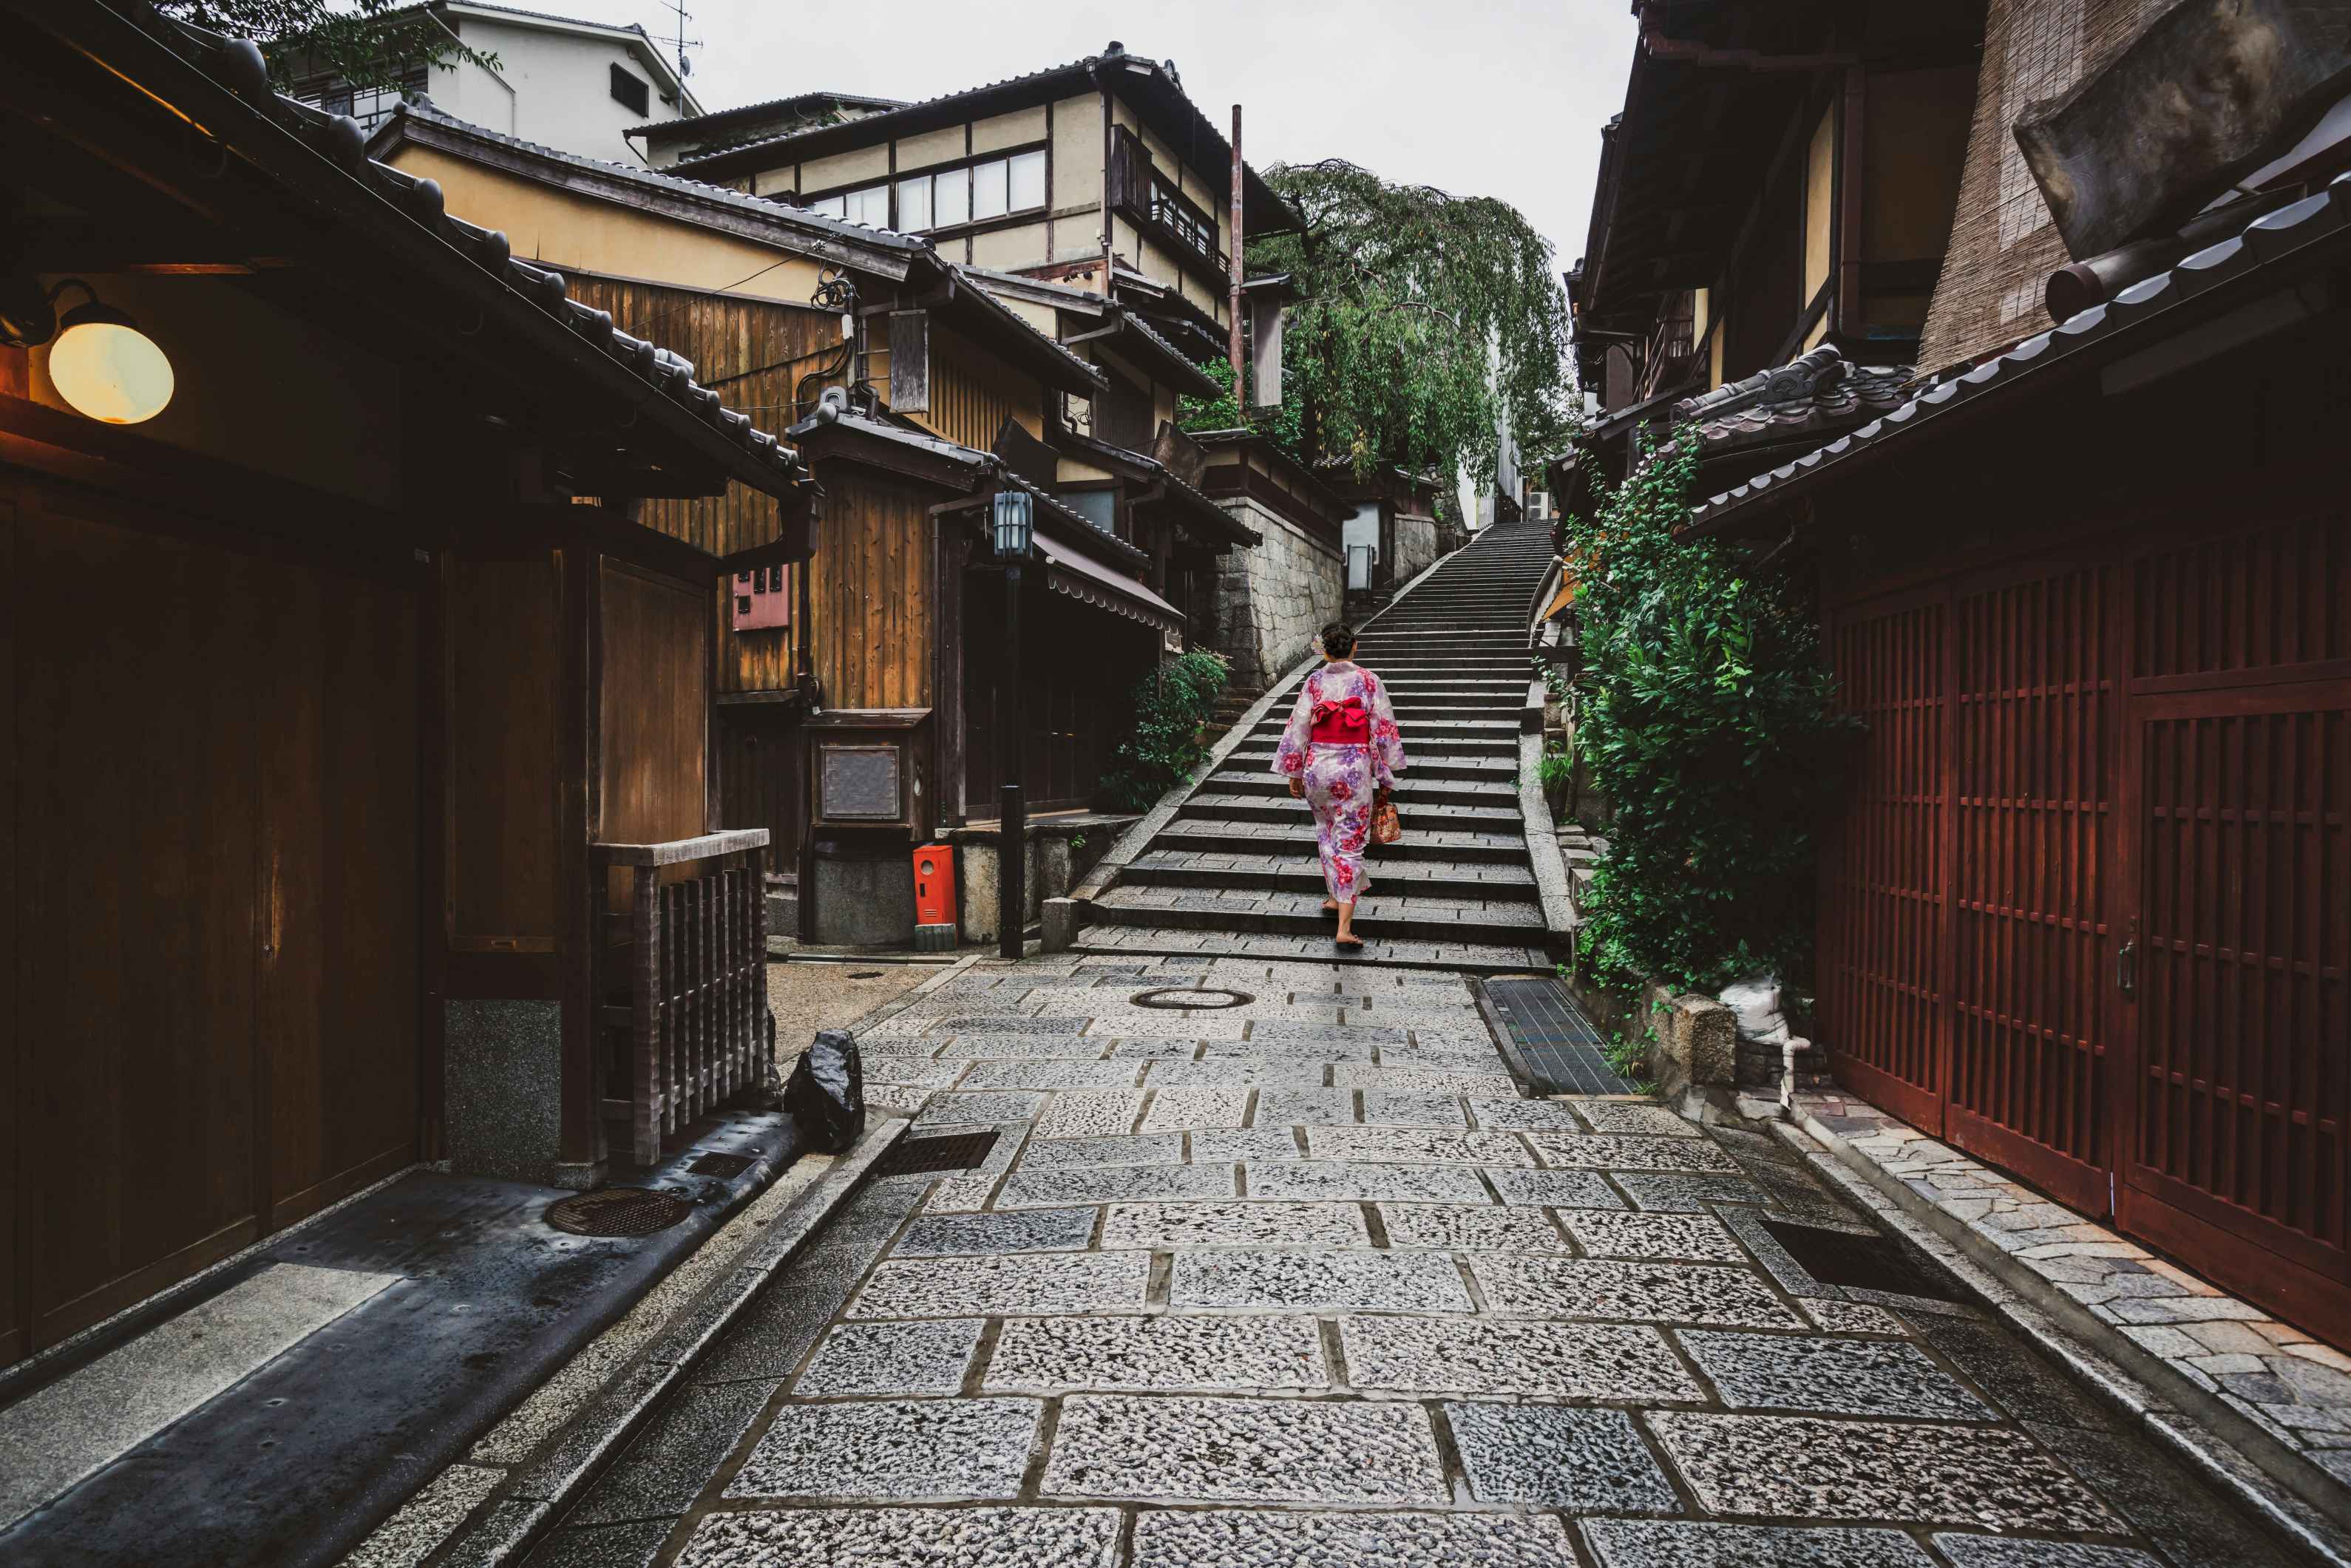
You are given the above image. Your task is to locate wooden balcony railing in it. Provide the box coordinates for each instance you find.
[594,829,772,1166]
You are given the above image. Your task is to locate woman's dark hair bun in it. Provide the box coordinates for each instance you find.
[1319,620,1357,658]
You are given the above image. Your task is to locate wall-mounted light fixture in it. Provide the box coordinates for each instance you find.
[991,484,1034,563]
[0,276,175,424]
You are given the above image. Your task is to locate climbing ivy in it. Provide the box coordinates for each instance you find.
[1562,435,1857,995]
[1100,651,1232,812]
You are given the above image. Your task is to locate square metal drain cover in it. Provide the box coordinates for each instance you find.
[685,1153,756,1178]
[1483,977,1641,1096]
[871,1129,1000,1177]
[1757,1215,1970,1303]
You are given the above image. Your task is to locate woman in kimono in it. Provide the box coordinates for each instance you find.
[1273,620,1406,950]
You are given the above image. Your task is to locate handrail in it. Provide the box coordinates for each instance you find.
[593,829,770,866]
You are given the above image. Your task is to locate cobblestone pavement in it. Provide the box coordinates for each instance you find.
[526,957,2289,1567]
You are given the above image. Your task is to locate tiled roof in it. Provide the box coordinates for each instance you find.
[1686,169,2351,533]
[142,16,808,495]
[379,104,1105,394]
[631,89,904,140]
[1054,430,1260,549]
[1669,345,1913,461]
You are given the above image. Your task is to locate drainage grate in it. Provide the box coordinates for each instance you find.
[685,1153,756,1179]
[871,1129,1000,1177]
[1757,1215,1970,1303]
[1129,987,1255,1011]
[546,1188,694,1238]
[1483,977,1641,1096]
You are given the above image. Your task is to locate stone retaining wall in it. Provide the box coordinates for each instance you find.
[1212,496,1344,690]
[1392,512,1439,585]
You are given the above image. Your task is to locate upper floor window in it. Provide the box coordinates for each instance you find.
[1150,177,1218,264]
[894,149,1045,234]
[807,183,890,227]
[609,63,649,117]
[294,65,428,133]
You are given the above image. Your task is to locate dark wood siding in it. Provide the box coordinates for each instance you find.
[810,468,935,711]
[444,554,560,951]
[4,478,421,1358]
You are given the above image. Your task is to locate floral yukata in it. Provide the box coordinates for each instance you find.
[1272,662,1406,904]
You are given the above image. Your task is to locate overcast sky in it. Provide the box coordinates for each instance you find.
[564,0,1640,280]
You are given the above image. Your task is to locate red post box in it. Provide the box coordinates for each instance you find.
[913,844,957,951]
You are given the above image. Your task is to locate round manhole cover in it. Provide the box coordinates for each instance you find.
[546,1188,693,1238]
[1129,987,1255,1010]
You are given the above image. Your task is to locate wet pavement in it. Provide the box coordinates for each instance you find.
[523,954,2291,1567]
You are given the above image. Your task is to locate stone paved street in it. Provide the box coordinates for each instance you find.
[524,958,2291,1567]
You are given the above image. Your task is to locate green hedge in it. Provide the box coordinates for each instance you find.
[1100,651,1232,812]
[1563,437,1857,994]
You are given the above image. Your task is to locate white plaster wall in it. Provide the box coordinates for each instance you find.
[1212,498,1344,690]
[447,18,695,166]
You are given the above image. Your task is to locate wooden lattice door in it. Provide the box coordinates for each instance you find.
[2115,513,2351,1340]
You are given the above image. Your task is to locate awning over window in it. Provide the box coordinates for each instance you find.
[1033,530,1184,637]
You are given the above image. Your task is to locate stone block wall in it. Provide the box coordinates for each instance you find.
[1392,512,1439,585]
[1212,496,1345,690]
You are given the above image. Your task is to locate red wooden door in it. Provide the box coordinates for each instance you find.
[2114,512,2351,1342]
[1942,566,2119,1214]
[1819,594,1950,1131]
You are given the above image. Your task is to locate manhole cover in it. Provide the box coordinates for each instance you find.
[1129,987,1255,1010]
[685,1153,756,1178]
[1757,1215,1969,1303]
[546,1188,693,1238]
[872,1130,1000,1177]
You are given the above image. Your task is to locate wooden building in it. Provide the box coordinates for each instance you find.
[0,1,811,1365]
[373,102,1243,943]
[1677,5,2351,1343]
[1566,0,1986,503]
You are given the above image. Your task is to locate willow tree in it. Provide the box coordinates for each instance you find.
[1227,159,1574,487]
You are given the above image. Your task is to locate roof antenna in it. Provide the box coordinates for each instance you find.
[659,0,702,78]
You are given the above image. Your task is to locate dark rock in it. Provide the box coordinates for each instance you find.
[786,1029,865,1153]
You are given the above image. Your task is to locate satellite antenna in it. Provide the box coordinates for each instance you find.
[659,0,701,77]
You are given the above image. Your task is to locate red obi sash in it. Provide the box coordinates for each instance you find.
[1309,695,1371,744]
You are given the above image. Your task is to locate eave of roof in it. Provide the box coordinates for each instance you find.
[665,50,1300,235]
[1686,172,2351,534]
[1054,429,1258,548]
[41,3,810,508]
[631,89,904,141]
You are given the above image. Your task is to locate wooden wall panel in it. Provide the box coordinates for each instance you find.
[2134,512,2350,683]
[446,554,560,949]
[1946,566,2117,1211]
[918,324,1043,452]
[1819,597,1948,1129]
[810,469,934,712]
[0,497,16,1364]
[562,272,838,696]
[597,560,710,849]
[260,566,421,1231]
[716,706,807,868]
[13,495,265,1348]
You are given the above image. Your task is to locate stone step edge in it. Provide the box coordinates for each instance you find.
[1069,927,1554,975]
[1779,1108,2351,1566]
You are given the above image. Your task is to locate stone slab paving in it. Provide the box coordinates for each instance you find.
[574,954,2289,1567]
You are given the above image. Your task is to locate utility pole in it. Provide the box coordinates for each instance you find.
[1229,104,1246,395]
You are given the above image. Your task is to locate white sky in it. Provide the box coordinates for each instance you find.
[564,0,1641,282]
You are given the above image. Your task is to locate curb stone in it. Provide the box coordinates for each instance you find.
[1772,1117,2351,1567]
[398,957,979,1567]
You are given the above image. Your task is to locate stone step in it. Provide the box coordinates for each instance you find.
[1090,884,1545,946]
[1207,773,1516,808]
[1249,716,1519,738]
[1070,922,1553,975]
[1231,733,1516,759]
[1150,818,1530,863]
[1176,794,1521,828]
[1221,749,1516,782]
[1124,851,1535,900]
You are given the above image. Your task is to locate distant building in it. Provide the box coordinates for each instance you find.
[286,1,702,163]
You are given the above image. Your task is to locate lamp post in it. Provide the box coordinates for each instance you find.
[991,486,1034,961]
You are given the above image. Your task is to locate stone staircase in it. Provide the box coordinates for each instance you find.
[1078,523,1561,972]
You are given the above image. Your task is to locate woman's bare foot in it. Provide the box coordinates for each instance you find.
[1334,900,1362,948]
[1321,900,1340,915]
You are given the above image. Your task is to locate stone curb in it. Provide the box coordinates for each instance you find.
[1514,723,1578,958]
[1777,1115,2351,1566]
[413,960,980,1566]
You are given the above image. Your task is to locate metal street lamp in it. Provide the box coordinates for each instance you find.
[991,485,1034,961]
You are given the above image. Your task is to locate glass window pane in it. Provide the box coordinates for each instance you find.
[847,185,889,226]
[1008,149,1045,211]
[971,158,1009,221]
[809,193,846,219]
[933,166,969,228]
[896,174,932,231]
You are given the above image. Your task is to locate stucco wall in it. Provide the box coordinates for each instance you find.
[1211,498,1343,691]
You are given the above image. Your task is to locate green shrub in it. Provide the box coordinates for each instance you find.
[1563,435,1857,994]
[1100,651,1232,812]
